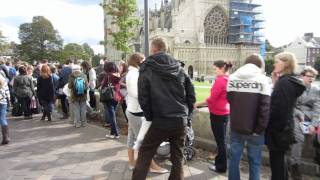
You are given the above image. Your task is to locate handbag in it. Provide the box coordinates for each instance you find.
[30,96,41,114]
[100,76,115,102]
[133,119,152,150]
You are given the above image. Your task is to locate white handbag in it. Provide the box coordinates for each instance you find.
[62,83,71,97]
[133,118,152,150]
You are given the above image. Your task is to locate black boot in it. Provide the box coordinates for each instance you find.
[41,111,46,121]
[291,164,302,180]
[48,112,52,121]
[1,125,10,145]
[60,113,68,119]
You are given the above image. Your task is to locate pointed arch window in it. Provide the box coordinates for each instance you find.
[204,6,228,44]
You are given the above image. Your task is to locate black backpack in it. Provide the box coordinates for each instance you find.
[100,76,114,102]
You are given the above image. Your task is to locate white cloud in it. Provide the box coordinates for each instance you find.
[0,0,104,54]
[0,24,19,42]
[262,0,320,47]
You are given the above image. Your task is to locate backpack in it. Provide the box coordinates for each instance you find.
[100,76,114,102]
[73,76,87,96]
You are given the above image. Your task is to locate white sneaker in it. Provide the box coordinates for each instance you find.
[149,168,169,174]
[105,134,115,138]
[128,165,134,170]
[114,135,120,139]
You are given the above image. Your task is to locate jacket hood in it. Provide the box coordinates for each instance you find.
[232,64,263,80]
[284,74,306,96]
[141,52,182,79]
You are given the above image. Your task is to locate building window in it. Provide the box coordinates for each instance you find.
[204,6,228,44]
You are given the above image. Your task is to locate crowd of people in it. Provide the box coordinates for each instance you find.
[0,37,320,180]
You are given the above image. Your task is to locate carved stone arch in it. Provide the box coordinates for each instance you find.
[203,5,228,45]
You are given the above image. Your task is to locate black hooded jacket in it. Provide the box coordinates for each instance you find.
[267,74,306,150]
[138,52,196,130]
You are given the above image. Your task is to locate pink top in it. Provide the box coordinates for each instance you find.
[206,75,230,115]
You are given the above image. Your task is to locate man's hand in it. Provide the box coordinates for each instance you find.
[194,102,207,109]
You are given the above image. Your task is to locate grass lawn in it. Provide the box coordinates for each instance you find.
[193,81,212,102]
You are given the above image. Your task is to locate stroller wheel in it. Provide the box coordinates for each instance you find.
[184,147,195,161]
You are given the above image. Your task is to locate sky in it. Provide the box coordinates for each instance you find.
[1,0,320,54]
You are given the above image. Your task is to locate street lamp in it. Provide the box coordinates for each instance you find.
[144,0,149,57]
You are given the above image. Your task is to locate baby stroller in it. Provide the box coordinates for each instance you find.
[156,112,196,161]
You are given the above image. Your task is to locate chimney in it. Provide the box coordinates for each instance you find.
[304,33,314,38]
[304,33,314,42]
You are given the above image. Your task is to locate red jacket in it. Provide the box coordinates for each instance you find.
[206,75,230,115]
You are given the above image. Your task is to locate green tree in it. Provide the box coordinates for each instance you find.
[265,39,274,52]
[92,54,102,67]
[18,16,63,62]
[62,43,90,62]
[314,56,320,76]
[82,43,94,58]
[0,30,9,52]
[265,58,274,76]
[102,0,139,53]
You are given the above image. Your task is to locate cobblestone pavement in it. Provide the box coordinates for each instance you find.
[0,113,274,180]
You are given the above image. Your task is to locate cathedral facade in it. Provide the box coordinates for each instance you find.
[146,0,263,78]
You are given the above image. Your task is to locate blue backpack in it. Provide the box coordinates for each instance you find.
[73,76,87,96]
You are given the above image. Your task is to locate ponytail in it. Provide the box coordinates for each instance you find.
[213,60,233,72]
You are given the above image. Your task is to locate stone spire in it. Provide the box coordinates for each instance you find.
[160,0,164,11]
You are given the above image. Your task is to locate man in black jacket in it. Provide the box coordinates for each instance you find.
[132,38,196,180]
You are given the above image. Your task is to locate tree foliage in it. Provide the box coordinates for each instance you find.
[82,43,94,57]
[92,54,102,67]
[18,16,63,62]
[314,56,320,76]
[0,30,9,52]
[62,43,94,62]
[265,39,274,52]
[103,0,139,53]
[265,58,274,76]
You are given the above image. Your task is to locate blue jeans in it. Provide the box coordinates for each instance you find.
[0,104,8,126]
[104,100,119,136]
[228,131,264,180]
[40,99,54,112]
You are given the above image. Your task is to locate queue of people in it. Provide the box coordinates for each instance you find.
[194,51,320,180]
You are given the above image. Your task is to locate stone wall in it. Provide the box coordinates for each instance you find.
[173,44,260,77]
[192,108,320,176]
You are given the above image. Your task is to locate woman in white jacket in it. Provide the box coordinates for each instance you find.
[126,53,167,173]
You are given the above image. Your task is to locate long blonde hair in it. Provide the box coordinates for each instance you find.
[275,52,298,75]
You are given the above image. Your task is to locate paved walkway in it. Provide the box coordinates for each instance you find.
[0,113,271,180]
